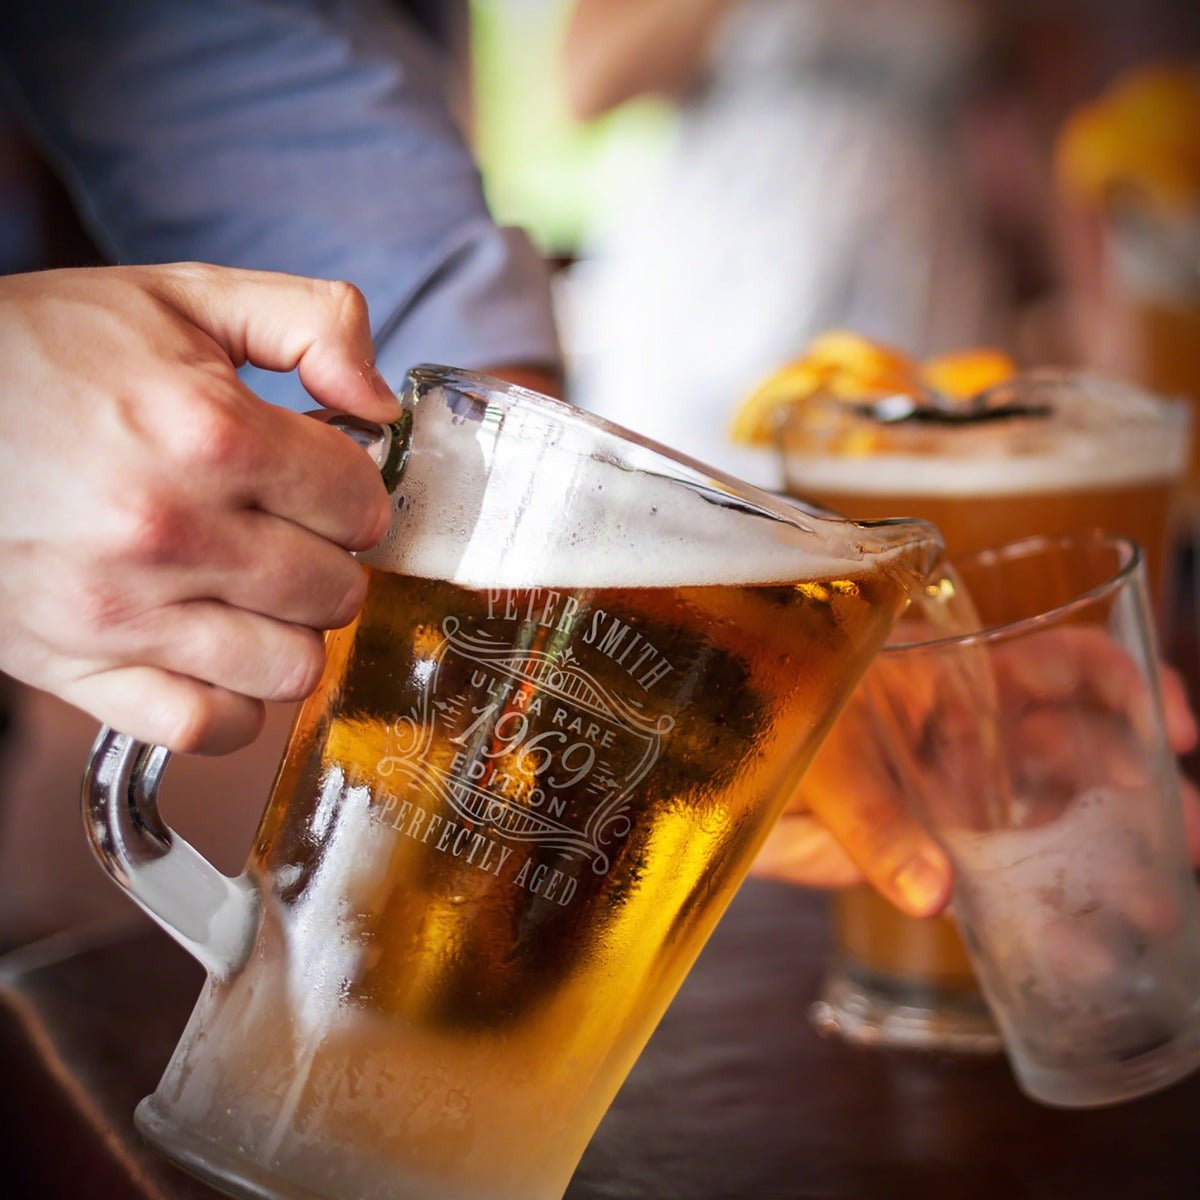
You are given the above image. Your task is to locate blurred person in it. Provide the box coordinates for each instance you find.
[562,0,1013,481]
[558,2,1200,909]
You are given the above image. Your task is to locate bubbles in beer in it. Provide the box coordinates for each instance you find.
[150,564,914,1199]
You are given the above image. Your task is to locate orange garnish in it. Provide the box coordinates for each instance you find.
[729,362,825,445]
[920,349,1018,399]
[1056,63,1200,214]
[729,332,920,444]
[730,333,1020,445]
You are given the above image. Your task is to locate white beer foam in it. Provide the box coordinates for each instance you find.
[361,396,913,588]
[784,446,1181,497]
[784,373,1188,497]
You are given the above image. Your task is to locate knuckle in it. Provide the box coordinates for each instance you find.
[330,565,368,627]
[179,615,226,676]
[273,631,326,700]
[162,261,220,292]
[165,393,249,472]
[75,576,140,635]
[322,278,369,330]
[108,494,190,565]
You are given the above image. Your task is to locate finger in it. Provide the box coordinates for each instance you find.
[1097,833,1189,936]
[1037,915,1126,988]
[1159,665,1198,755]
[1011,708,1148,801]
[207,511,370,628]
[63,666,265,754]
[752,815,865,889]
[799,736,953,917]
[864,651,942,744]
[241,403,394,550]
[116,601,328,703]
[67,503,371,634]
[137,502,374,625]
[140,383,393,551]
[148,264,402,422]
[998,627,1177,751]
[1180,778,1200,867]
[998,626,1113,704]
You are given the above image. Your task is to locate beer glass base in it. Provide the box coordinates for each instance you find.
[135,1096,314,1200]
[810,964,1003,1054]
[1013,1013,1200,1109]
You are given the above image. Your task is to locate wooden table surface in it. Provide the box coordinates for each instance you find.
[2,880,1197,1200]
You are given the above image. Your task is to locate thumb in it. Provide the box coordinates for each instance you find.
[145,263,403,422]
[799,702,953,917]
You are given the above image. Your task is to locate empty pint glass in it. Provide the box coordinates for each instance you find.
[84,366,939,1200]
[781,370,1189,1050]
[868,535,1200,1107]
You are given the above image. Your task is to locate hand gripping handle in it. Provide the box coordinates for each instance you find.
[80,411,409,975]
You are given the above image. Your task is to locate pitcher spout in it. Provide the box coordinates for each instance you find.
[855,517,945,595]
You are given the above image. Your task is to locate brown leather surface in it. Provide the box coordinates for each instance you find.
[1,881,1198,1200]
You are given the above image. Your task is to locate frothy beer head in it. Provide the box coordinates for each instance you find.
[363,375,924,588]
[782,372,1189,497]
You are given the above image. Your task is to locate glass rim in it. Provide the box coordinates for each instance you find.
[973,367,1192,430]
[883,531,1141,654]
[407,362,776,498]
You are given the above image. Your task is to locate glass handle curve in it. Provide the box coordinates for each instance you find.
[307,409,411,493]
[82,727,260,978]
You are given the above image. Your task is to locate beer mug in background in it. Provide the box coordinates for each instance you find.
[1054,64,1200,506]
[1103,211,1200,503]
[779,369,1189,1050]
[85,366,940,1200]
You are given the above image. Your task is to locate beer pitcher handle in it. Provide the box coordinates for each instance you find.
[80,413,409,978]
[83,729,262,979]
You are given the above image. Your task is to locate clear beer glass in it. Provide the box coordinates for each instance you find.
[84,365,940,1200]
[780,370,1190,1050]
[867,534,1200,1107]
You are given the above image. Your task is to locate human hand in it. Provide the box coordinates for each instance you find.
[752,655,955,918]
[0,264,401,753]
[752,624,1200,918]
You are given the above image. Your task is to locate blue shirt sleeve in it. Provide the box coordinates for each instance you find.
[0,0,560,410]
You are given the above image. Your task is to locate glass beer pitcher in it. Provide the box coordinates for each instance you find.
[84,365,940,1200]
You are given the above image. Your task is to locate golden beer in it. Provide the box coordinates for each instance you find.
[110,366,939,1200]
[782,371,1189,1046]
[147,571,913,1198]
